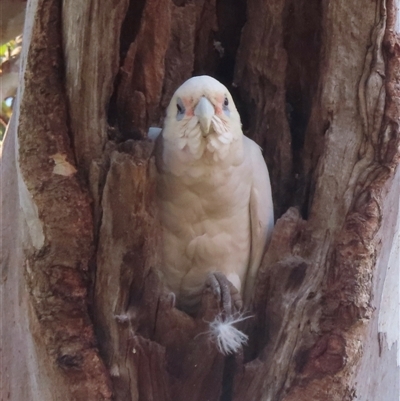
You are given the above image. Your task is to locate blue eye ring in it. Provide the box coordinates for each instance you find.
[176,97,186,121]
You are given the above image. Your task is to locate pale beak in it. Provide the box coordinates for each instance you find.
[194,97,215,135]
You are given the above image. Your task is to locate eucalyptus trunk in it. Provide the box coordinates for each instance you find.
[1,0,399,400]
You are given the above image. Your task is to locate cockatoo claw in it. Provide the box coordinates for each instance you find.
[205,272,221,300]
[205,272,243,316]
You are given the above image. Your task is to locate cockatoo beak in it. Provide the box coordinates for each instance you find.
[194,97,215,135]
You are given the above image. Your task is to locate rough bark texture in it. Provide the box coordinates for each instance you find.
[1,0,399,400]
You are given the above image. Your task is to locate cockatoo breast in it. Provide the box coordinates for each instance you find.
[158,133,252,311]
[158,183,252,311]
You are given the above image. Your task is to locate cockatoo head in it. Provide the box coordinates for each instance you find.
[162,76,242,162]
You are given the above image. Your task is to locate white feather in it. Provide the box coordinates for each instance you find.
[208,314,251,355]
[186,117,200,134]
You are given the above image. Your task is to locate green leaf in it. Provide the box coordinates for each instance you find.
[0,44,8,57]
[0,123,6,141]
[0,40,17,59]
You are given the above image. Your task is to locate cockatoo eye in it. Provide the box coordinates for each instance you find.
[223,96,230,117]
[176,98,186,121]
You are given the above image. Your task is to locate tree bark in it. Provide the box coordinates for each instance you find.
[1,0,399,400]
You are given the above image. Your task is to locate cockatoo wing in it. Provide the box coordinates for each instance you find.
[242,136,274,307]
[148,126,162,141]
[153,128,164,173]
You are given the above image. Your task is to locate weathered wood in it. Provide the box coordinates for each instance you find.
[114,0,217,137]
[94,141,162,400]
[93,140,229,401]
[234,0,293,218]
[354,2,400,397]
[1,0,112,399]
[62,0,129,174]
[354,163,400,400]
[18,0,112,398]
[115,0,172,138]
[2,0,400,400]
[237,1,398,400]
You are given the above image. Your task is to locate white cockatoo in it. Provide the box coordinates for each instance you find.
[154,76,274,328]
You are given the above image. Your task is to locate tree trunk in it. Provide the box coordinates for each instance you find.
[1,0,399,400]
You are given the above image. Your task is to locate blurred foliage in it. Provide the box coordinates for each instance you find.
[0,39,17,62]
[0,38,20,141]
[0,119,7,141]
[0,99,13,140]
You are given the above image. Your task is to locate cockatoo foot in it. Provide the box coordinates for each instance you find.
[205,272,243,316]
[204,272,248,355]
